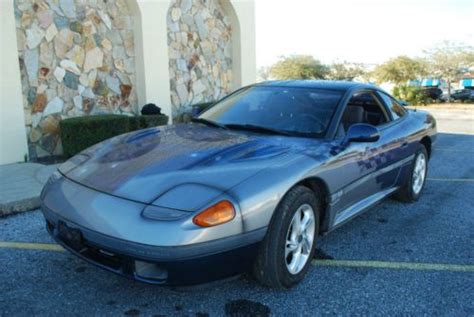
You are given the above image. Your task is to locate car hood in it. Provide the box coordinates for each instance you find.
[59,124,296,208]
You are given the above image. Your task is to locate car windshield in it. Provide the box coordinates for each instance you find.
[198,86,343,137]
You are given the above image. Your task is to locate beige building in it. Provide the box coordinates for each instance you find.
[0,0,256,164]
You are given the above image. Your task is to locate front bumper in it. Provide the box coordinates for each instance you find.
[42,205,265,285]
[40,173,266,285]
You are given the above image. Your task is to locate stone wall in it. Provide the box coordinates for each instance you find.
[168,0,233,117]
[14,0,138,159]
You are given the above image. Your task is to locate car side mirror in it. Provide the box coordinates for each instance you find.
[192,102,215,117]
[398,99,409,107]
[344,123,380,144]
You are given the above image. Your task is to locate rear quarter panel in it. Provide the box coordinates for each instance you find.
[393,109,437,187]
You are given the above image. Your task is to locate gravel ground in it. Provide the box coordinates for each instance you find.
[0,107,473,316]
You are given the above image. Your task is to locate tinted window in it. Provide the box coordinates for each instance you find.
[379,92,407,120]
[199,86,342,137]
[342,91,389,128]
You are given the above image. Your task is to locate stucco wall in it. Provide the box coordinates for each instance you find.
[1,1,29,164]
[228,0,256,88]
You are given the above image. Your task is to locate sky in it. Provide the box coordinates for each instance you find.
[255,0,474,67]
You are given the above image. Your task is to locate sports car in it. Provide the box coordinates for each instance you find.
[41,80,437,288]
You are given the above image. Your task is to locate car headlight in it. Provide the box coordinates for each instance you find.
[141,205,190,221]
[150,183,223,212]
[58,153,90,175]
[41,170,62,199]
[48,170,62,183]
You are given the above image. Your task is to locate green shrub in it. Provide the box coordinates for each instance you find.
[60,114,168,157]
[392,85,428,106]
[60,115,129,158]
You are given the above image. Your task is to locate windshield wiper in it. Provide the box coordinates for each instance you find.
[191,118,228,130]
[224,123,292,136]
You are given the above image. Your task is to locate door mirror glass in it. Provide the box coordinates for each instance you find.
[345,123,380,143]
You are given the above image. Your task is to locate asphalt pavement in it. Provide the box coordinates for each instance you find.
[0,107,473,316]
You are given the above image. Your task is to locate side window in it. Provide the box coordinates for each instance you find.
[341,91,389,130]
[379,92,407,120]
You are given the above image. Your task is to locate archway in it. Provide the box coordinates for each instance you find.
[166,0,241,117]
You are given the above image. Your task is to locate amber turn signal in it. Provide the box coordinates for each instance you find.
[193,200,235,227]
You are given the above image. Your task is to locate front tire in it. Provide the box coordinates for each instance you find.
[253,186,320,288]
[395,144,428,202]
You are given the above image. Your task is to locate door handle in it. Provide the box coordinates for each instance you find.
[401,141,409,148]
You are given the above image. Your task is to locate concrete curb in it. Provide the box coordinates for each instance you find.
[0,197,42,217]
[0,163,59,217]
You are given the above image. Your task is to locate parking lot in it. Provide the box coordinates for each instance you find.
[1,106,473,316]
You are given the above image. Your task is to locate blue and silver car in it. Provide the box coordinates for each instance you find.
[41,81,437,288]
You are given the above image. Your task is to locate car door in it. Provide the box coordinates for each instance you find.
[376,91,412,167]
[325,89,403,225]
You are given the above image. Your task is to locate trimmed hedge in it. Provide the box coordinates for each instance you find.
[60,114,168,157]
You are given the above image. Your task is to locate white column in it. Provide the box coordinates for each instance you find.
[136,0,173,122]
[230,0,257,87]
[0,1,29,164]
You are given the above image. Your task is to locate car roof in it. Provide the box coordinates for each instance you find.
[255,80,376,92]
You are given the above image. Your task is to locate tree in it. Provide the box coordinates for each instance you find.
[424,41,474,102]
[269,55,330,80]
[373,56,428,84]
[328,62,367,81]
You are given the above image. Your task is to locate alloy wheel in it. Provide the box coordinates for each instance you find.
[412,152,427,194]
[285,204,316,275]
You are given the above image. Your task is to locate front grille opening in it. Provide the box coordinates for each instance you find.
[45,217,168,283]
[46,220,55,232]
[135,260,168,281]
[82,246,122,270]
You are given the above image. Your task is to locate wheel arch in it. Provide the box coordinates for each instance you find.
[295,177,331,233]
[420,136,432,159]
[265,176,332,237]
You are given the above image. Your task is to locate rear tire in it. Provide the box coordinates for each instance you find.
[395,144,428,203]
[253,186,320,289]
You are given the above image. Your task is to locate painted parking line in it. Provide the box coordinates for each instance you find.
[434,148,474,153]
[0,241,64,252]
[427,177,474,182]
[312,259,474,273]
[1,241,473,273]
